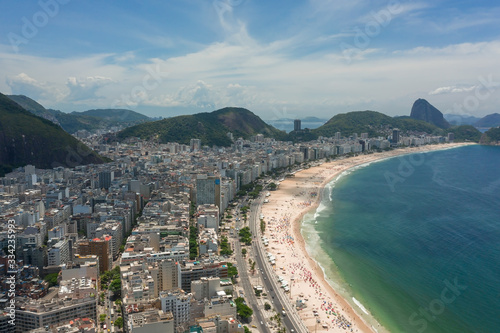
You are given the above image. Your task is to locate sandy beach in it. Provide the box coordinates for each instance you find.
[259,142,474,333]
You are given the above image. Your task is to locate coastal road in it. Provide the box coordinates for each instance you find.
[234,204,270,333]
[249,193,308,333]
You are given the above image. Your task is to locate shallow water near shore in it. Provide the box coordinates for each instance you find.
[303,145,500,333]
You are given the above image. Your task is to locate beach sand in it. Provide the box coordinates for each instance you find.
[259,143,474,333]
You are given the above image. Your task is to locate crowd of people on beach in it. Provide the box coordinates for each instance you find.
[266,199,358,332]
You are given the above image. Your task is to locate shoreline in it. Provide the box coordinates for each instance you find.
[260,142,474,332]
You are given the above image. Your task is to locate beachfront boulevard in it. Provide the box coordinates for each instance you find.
[248,192,307,333]
[233,206,271,333]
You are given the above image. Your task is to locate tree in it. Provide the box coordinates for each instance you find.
[189,225,199,260]
[99,292,105,304]
[43,273,59,287]
[264,302,271,311]
[227,262,238,280]
[114,317,124,329]
[220,236,233,256]
[268,182,277,190]
[241,248,247,257]
[244,326,251,333]
[109,278,121,297]
[100,314,107,322]
[239,227,252,245]
[235,297,253,322]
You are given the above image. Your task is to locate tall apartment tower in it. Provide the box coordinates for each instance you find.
[196,175,221,209]
[392,129,400,144]
[99,171,114,189]
[190,138,201,152]
[294,119,301,131]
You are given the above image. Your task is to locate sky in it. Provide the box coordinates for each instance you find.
[1,0,500,121]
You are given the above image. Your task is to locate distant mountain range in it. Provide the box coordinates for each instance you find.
[7,95,151,134]
[0,93,109,176]
[1,92,488,176]
[116,100,482,146]
[444,113,500,128]
[443,113,481,126]
[474,113,500,128]
[117,107,287,146]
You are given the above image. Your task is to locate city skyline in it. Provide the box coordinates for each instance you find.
[1,1,500,120]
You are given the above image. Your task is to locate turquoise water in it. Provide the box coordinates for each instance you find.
[307,145,500,333]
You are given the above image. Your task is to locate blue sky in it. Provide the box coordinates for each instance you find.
[1,0,500,120]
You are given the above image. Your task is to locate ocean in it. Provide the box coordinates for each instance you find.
[302,145,500,333]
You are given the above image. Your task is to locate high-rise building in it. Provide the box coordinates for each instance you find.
[196,175,221,209]
[180,261,228,293]
[190,139,201,152]
[335,132,341,140]
[47,239,70,267]
[294,119,301,131]
[77,238,111,274]
[392,129,400,145]
[447,132,455,142]
[299,146,309,160]
[151,259,181,297]
[160,290,192,329]
[21,244,47,272]
[99,171,114,189]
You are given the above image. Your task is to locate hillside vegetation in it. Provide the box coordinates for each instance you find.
[0,93,108,176]
[7,95,151,134]
[312,111,441,138]
[117,107,287,146]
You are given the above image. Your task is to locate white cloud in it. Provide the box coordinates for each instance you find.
[66,76,113,102]
[2,33,500,119]
[429,85,477,95]
[175,80,216,109]
[396,41,500,56]
[6,73,65,102]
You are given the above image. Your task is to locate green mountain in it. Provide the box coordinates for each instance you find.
[446,125,482,142]
[7,94,60,124]
[312,110,441,138]
[117,107,287,146]
[71,109,150,122]
[0,93,108,176]
[480,127,500,144]
[6,95,151,134]
[410,98,450,129]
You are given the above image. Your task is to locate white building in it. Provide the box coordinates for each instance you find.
[48,239,70,266]
[160,290,192,328]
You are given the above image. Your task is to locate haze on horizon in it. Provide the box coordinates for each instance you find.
[1,0,500,121]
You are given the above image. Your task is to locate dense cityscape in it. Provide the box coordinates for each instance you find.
[0,123,456,333]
